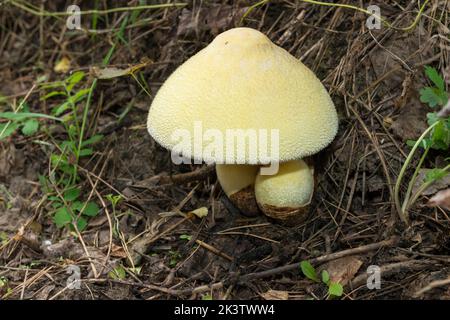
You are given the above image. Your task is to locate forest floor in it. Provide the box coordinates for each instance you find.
[0,0,449,300]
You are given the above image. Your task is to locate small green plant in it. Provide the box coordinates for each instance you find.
[0,231,8,246]
[34,71,104,232]
[106,194,123,209]
[300,261,343,298]
[51,186,99,232]
[419,66,448,108]
[0,276,7,288]
[168,250,181,268]
[108,264,127,280]
[179,234,192,241]
[40,71,104,186]
[0,276,12,297]
[0,101,61,140]
[394,66,449,223]
[201,294,213,300]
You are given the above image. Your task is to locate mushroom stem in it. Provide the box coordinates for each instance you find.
[255,159,314,222]
[215,164,260,216]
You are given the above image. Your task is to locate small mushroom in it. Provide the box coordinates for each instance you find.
[255,160,314,222]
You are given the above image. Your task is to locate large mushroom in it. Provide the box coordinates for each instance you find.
[147,27,338,222]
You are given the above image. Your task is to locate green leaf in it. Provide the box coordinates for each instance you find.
[82,202,99,217]
[75,216,88,232]
[52,101,70,116]
[321,270,330,285]
[300,261,319,282]
[425,66,445,91]
[202,294,213,300]
[54,207,72,228]
[64,188,80,202]
[179,234,192,241]
[0,112,61,122]
[328,282,344,297]
[81,134,103,147]
[71,201,84,212]
[406,138,432,149]
[68,88,90,104]
[425,168,449,183]
[40,91,66,101]
[419,87,447,108]
[431,121,450,150]
[108,266,126,280]
[50,153,69,168]
[0,122,19,140]
[427,112,439,126]
[21,119,39,136]
[66,71,85,92]
[78,148,93,157]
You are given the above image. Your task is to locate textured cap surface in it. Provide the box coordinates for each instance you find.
[148,27,338,164]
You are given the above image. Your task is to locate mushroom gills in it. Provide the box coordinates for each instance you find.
[216,164,260,216]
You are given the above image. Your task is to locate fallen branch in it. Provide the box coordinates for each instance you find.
[414,276,450,297]
[349,260,434,289]
[238,237,398,283]
[137,164,215,186]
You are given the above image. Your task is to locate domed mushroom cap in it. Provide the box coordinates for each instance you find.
[148,27,338,164]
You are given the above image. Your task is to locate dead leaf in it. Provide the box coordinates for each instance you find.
[190,207,208,218]
[110,244,128,258]
[54,57,71,73]
[91,59,152,79]
[320,256,363,286]
[261,289,289,300]
[91,67,129,79]
[428,189,450,210]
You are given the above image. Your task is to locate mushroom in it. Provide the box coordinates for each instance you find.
[147,27,338,221]
[255,159,314,222]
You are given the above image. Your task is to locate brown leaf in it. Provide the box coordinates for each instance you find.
[91,58,152,79]
[428,189,450,210]
[320,256,363,286]
[110,244,128,259]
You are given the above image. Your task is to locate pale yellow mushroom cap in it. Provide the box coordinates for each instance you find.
[255,160,314,208]
[148,27,338,164]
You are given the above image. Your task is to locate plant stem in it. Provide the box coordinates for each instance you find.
[401,146,430,213]
[394,121,439,223]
